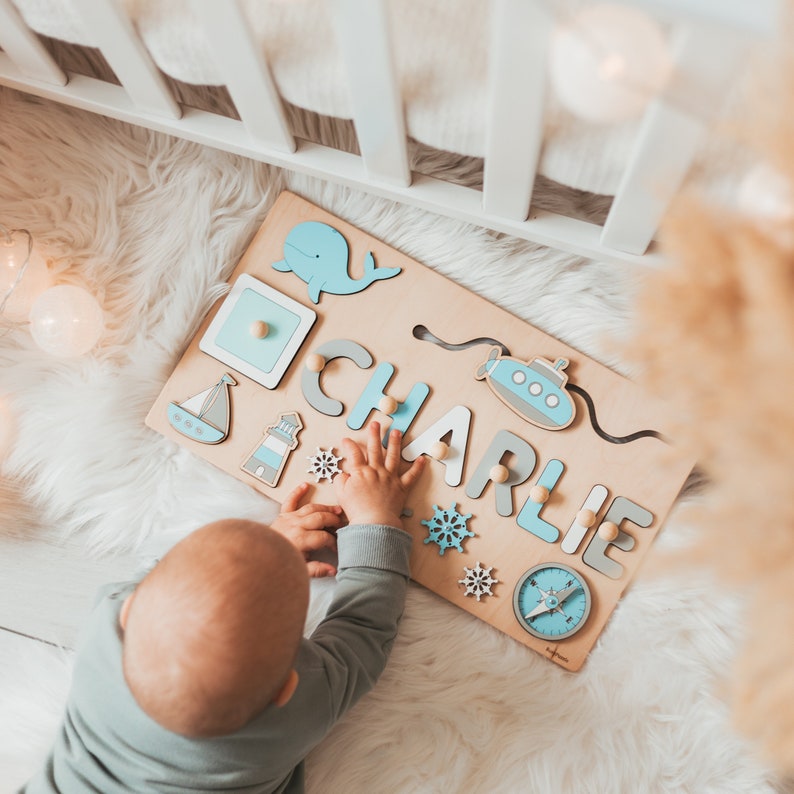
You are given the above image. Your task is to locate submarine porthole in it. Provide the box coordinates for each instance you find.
[512,371,526,385]
[546,394,560,408]
[529,382,542,396]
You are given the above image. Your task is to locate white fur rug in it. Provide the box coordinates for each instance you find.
[0,86,784,793]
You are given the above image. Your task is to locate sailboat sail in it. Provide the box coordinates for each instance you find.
[167,373,236,445]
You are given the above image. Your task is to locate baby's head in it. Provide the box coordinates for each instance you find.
[120,519,309,738]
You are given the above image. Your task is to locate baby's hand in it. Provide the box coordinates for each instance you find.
[334,421,426,529]
[271,482,343,578]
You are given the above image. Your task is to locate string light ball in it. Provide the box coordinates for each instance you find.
[29,284,104,357]
[737,162,794,247]
[0,229,54,322]
[549,3,672,124]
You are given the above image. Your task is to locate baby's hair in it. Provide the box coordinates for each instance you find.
[122,520,309,737]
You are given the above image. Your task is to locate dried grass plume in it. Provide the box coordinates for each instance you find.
[626,40,794,775]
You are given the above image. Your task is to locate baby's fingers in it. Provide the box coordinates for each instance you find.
[341,436,366,468]
[400,454,427,491]
[306,560,337,578]
[296,508,344,532]
[384,428,402,472]
[366,421,384,467]
[296,528,338,553]
[280,481,310,513]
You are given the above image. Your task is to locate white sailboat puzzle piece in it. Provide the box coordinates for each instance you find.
[167,373,236,444]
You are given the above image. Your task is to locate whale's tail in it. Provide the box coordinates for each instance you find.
[364,251,401,283]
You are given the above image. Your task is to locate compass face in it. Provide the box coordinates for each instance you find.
[513,563,592,641]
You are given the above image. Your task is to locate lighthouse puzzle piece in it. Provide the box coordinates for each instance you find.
[146,191,694,671]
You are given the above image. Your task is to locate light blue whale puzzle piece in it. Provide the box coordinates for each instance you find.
[273,221,402,304]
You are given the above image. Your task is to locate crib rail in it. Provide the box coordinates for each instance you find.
[0,0,780,266]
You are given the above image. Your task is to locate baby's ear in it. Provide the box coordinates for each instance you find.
[119,593,135,630]
[273,669,299,707]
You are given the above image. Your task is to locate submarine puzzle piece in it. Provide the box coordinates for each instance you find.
[272,221,402,304]
[475,347,575,430]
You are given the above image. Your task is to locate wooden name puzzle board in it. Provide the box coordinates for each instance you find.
[146,191,693,671]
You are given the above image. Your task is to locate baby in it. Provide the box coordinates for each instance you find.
[23,421,426,793]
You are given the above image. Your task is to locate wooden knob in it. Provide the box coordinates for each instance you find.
[306,353,325,372]
[379,395,399,415]
[490,464,509,483]
[576,508,596,528]
[598,521,619,541]
[529,485,549,504]
[249,320,269,338]
[429,441,449,460]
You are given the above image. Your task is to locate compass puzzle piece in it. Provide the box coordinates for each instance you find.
[513,563,592,641]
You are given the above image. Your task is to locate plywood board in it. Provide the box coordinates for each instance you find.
[146,191,693,671]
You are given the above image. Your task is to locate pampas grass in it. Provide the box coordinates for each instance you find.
[625,38,794,778]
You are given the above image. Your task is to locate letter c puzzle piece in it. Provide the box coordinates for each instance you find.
[301,339,374,417]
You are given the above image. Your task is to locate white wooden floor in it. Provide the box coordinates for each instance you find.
[0,525,138,788]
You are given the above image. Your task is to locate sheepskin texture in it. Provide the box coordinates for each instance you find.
[0,85,785,792]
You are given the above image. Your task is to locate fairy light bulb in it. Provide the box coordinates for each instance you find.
[0,229,54,322]
[737,163,794,222]
[737,163,794,249]
[549,3,672,124]
[29,284,104,357]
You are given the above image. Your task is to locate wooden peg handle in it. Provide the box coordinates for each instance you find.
[598,521,619,541]
[490,464,509,483]
[429,441,449,460]
[379,395,399,415]
[306,353,326,372]
[529,485,549,504]
[249,320,269,338]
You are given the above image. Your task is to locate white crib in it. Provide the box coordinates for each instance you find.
[0,0,780,266]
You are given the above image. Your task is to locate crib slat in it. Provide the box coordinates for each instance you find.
[0,0,67,85]
[483,0,551,220]
[191,0,295,153]
[329,0,410,187]
[0,52,661,266]
[600,23,746,254]
[69,0,181,119]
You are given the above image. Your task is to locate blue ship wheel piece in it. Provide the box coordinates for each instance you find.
[513,562,592,641]
[475,347,576,431]
[272,221,402,304]
[420,502,475,556]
